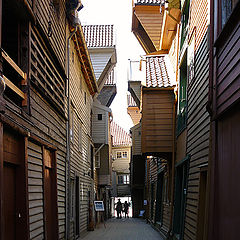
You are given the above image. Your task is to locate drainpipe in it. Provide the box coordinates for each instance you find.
[168,23,180,239]
[66,25,79,239]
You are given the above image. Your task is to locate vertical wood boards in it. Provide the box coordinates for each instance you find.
[142,90,174,154]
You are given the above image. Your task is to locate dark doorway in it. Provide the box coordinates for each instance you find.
[150,183,154,220]
[2,128,28,240]
[173,159,188,240]
[44,149,58,240]
[75,176,80,237]
[155,171,164,223]
[197,169,208,240]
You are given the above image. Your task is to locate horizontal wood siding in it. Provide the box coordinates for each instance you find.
[127,106,141,126]
[131,123,142,156]
[92,106,107,144]
[30,89,66,239]
[216,22,240,115]
[69,35,95,235]
[35,0,66,69]
[142,90,174,153]
[134,5,163,50]
[88,51,113,81]
[28,141,44,239]
[185,32,210,239]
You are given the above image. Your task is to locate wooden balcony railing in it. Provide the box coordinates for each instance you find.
[1,48,27,106]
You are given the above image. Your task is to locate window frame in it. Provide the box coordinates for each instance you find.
[116,152,122,159]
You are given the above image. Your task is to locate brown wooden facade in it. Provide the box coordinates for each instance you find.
[0,0,99,239]
[208,2,240,240]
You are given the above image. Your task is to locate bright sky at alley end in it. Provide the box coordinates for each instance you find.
[79,0,145,132]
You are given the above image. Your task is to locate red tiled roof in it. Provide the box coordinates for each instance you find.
[82,25,114,48]
[111,122,132,146]
[146,55,176,88]
[127,93,137,107]
[135,0,161,5]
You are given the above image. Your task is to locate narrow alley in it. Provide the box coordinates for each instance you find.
[82,218,163,240]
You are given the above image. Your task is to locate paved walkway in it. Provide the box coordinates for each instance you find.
[81,218,163,240]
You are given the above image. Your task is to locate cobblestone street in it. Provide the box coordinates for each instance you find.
[81,218,163,240]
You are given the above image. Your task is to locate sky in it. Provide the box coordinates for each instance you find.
[79,0,145,132]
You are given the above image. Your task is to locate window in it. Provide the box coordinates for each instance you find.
[177,56,187,135]
[180,0,190,49]
[221,0,238,28]
[118,175,130,184]
[122,152,127,158]
[95,151,100,168]
[84,92,86,104]
[98,114,102,120]
[117,152,122,159]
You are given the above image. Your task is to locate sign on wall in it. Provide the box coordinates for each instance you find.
[94,201,105,211]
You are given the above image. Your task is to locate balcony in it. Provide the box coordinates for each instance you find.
[1,48,27,107]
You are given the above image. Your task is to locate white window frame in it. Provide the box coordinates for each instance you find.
[116,152,122,159]
[122,151,128,158]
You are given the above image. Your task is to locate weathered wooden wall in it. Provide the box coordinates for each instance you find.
[184,10,210,240]
[34,0,66,69]
[131,123,141,156]
[215,17,240,116]
[142,90,174,154]
[68,31,95,236]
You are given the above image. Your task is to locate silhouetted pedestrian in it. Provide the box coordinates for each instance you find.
[123,201,129,218]
[116,199,122,219]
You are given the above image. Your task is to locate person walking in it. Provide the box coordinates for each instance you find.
[116,199,122,219]
[123,201,129,218]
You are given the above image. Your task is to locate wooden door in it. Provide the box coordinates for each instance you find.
[1,128,28,240]
[3,163,16,240]
[44,149,58,240]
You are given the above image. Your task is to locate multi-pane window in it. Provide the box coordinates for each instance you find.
[118,175,130,184]
[117,152,122,159]
[180,0,190,49]
[221,0,238,28]
[122,152,128,158]
[177,56,187,135]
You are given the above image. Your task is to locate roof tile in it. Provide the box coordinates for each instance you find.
[111,122,132,147]
[82,25,114,48]
[146,55,176,88]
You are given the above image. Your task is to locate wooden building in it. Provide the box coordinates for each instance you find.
[111,122,132,198]
[208,2,240,240]
[83,24,117,221]
[131,1,213,240]
[67,23,98,238]
[0,0,68,239]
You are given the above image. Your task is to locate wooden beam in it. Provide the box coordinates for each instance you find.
[3,75,25,99]
[1,50,26,80]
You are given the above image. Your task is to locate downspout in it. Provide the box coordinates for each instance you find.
[66,27,77,240]
[168,23,180,239]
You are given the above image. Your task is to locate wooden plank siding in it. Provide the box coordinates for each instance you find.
[28,141,44,240]
[215,21,240,116]
[142,90,174,154]
[34,0,66,69]
[134,5,163,50]
[68,31,95,235]
[184,8,210,240]
[131,123,142,156]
